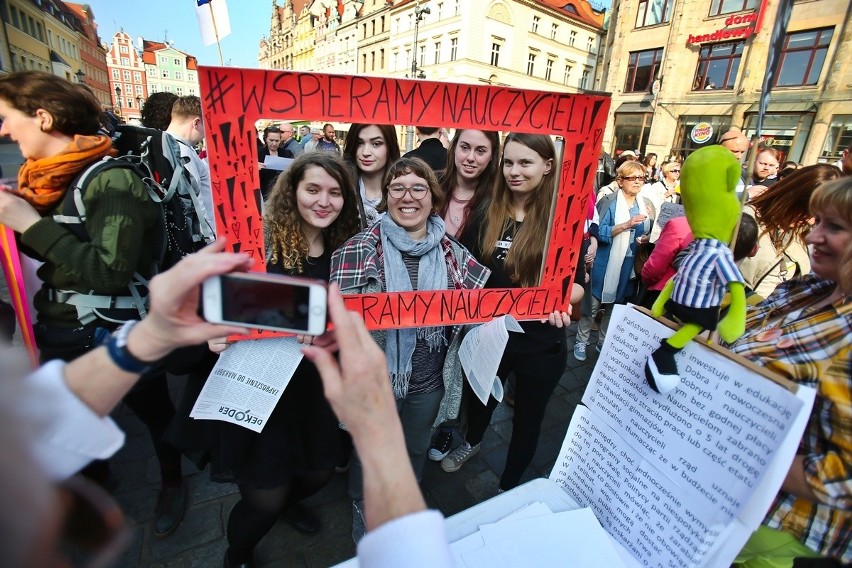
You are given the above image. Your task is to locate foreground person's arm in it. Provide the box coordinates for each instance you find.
[31,239,251,479]
[303,285,454,567]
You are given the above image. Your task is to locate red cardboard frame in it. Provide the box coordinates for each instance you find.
[199,67,610,331]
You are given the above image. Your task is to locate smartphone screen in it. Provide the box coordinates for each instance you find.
[220,274,312,331]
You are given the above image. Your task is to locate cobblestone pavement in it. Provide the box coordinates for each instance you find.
[102,324,600,567]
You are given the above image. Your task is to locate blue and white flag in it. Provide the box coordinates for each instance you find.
[195,0,231,46]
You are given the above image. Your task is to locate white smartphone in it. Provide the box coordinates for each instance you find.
[202,272,328,335]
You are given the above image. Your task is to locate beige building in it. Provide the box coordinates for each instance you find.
[599,0,852,164]
[3,0,82,77]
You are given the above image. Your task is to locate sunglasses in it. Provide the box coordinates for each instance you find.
[58,476,129,568]
[670,169,681,173]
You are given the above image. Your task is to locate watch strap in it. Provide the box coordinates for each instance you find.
[106,320,154,374]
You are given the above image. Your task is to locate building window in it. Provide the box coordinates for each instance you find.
[624,48,663,93]
[174,58,182,66]
[380,48,385,68]
[381,15,386,32]
[162,70,169,78]
[776,28,833,87]
[526,52,536,76]
[176,87,183,95]
[709,0,757,17]
[175,71,182,80]
[150,84,158,93]
[820,115,852,162]
[692,41,744,90]
[455,0,460,16]
[394,50,400,70]
[188,72,195,81]
[551,23,558,40]
[434,42,441,64]
[419,45,425,67]
[450,37,458,61]
[136,85,143,95]
[120,45,128,54]
[491,42,501,66]
[10,6,20,28]
[613,112,653,156]
[531,15,540,33]
[134,72,141,82]
[148,68,157,77]
[581,67,590,89]
[121,57,130,66]
[563,63,573,85]
[587,36,595,53]
[362,53,367,73]
[545,58,554,81]
[371,51,376,71]
[123,70,131,80]
[189,88,196,95]
[437,2,443,19]
[160,56,168,64]
[636,0,673,27]
[112,69,120,79]
[569,30,577,46]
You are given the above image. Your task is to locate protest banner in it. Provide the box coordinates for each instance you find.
[551,305,815,568]
[198,67,610,333]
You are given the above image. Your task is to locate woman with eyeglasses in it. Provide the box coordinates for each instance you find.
[644,160,681,213]
[574,160,655,357]
[441,133,572,491]
[330,156,490,542]
[342,123,401,228]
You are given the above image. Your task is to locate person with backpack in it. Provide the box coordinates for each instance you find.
[0,71,189,537]
[165,96,216,237]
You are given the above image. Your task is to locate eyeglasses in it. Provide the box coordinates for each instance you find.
[388,184,430,199]
[619,176,645,182]
[670,169,681,173]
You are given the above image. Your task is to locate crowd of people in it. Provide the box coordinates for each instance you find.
[0,71,849,567]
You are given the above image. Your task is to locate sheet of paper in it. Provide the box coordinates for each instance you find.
[461,508,625,568]
[459,315,522,404]
[262,155,294,171]
[190,337,303,432]
[550,305,811,568]
[649,202,685,243]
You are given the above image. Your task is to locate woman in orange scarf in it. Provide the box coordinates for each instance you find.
[0,71,188,537]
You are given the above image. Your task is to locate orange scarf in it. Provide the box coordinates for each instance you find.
[15,135,116,213]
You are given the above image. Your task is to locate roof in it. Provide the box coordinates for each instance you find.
[537,0,605,28]
[142,39,197,69]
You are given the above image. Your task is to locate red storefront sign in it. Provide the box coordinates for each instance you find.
[686,0,769,45]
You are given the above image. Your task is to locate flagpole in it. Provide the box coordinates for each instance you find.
[207,1,224,65]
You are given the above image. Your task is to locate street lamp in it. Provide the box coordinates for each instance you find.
[407,1,430,151]
[75,69,85,84]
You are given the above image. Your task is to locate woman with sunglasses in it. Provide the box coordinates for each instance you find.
[331,156,490,541]
[644,160,681,213]
[438,129,501,239]
[342,123,401,228]
[441,133,572,491]
[574,160,655,358]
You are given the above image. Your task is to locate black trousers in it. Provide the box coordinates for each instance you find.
[465,339,567,490]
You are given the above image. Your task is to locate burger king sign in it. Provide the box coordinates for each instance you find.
[690,122,714,145]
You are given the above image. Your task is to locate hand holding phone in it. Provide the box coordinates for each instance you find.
[202,272,328,335]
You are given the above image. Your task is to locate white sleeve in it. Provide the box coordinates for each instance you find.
[357,510,454,568]
[25,360,125,481]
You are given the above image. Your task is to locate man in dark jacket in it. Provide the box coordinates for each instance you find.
[403,126,447,172]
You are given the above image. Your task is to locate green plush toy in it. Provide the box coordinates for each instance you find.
[645,145,747,393]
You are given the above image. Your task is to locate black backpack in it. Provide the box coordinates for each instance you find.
[51,124,214,325]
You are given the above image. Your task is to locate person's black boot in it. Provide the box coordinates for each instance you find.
[153,484,187,538]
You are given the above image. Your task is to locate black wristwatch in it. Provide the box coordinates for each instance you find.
[106,320,155,374]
